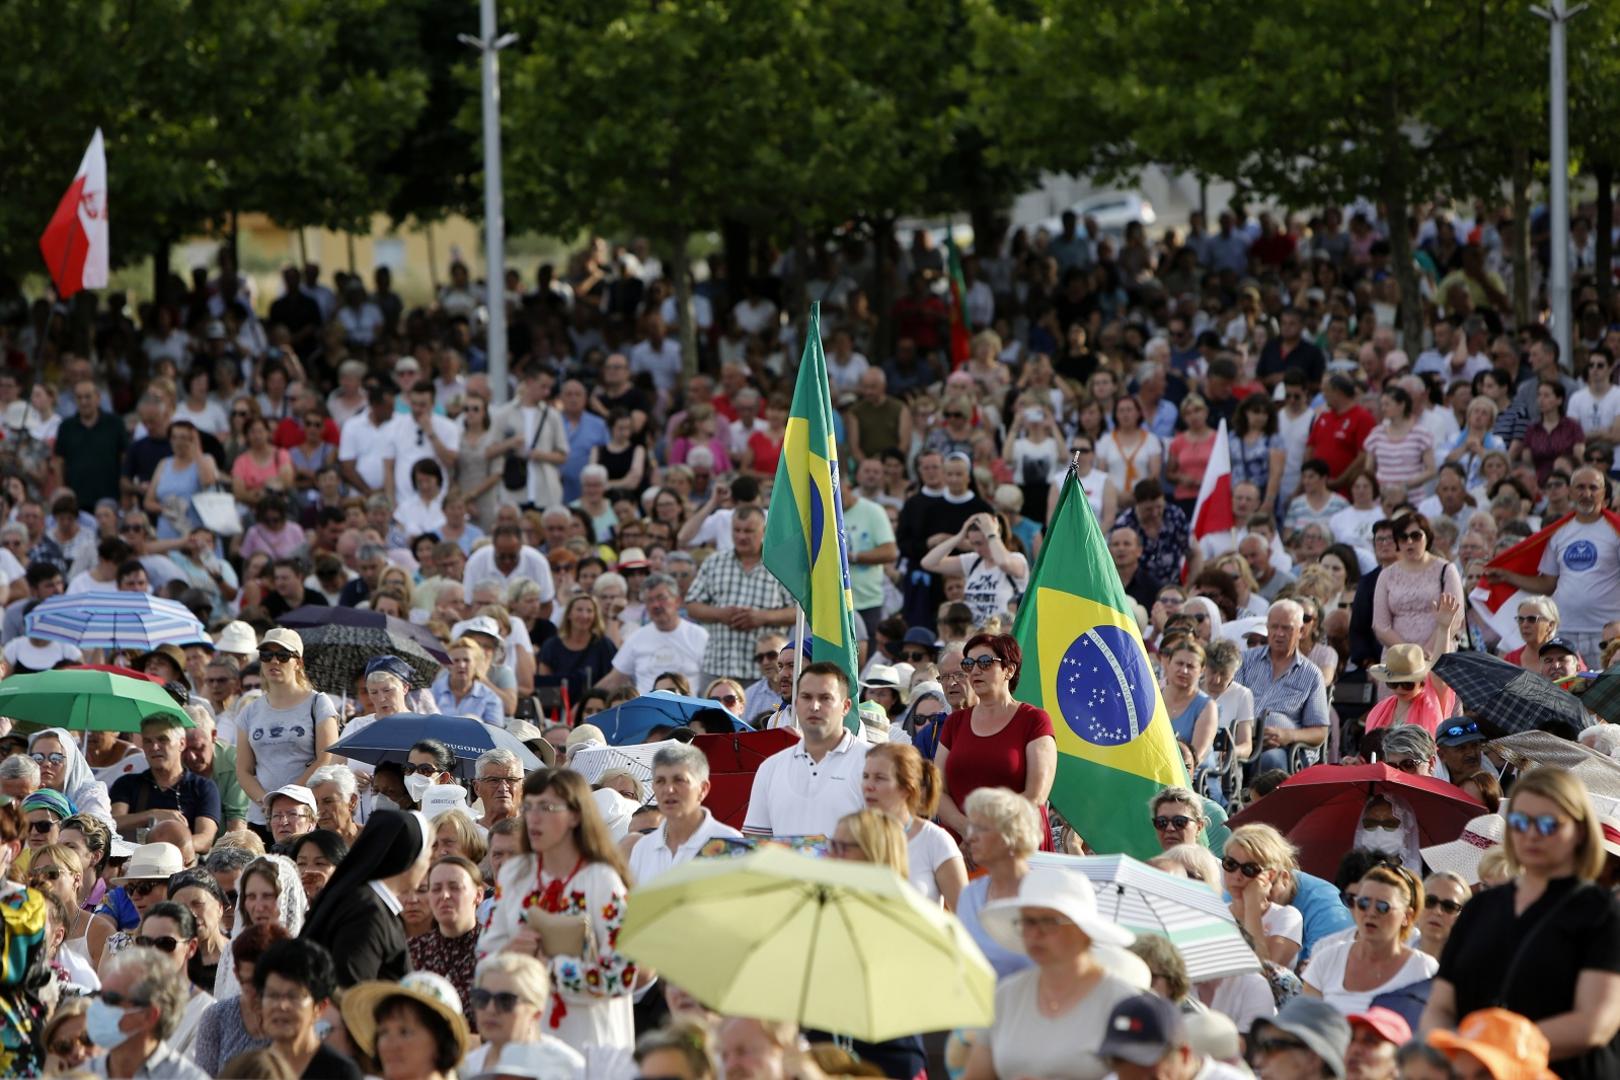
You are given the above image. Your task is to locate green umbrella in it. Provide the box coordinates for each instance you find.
[0,670,193,733]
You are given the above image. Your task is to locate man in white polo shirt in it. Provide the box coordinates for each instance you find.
[743,662,867,839]
[625,743,741,883]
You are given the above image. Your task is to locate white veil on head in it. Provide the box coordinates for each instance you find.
[1352,792,1424,874]
[28,727,113,828]
[212,853,308,999]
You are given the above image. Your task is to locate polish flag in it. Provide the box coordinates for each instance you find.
[1190,418,1234,541]
[39,129,109,299]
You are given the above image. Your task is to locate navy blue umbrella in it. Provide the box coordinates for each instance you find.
[330,713,543,779]
[280,605,450,663]
[593,692,748,746]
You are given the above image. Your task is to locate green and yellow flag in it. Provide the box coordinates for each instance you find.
[763,302,860,731]
[1011,463,1190,857]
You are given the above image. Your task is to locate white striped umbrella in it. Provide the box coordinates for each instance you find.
[25,591,206,651]
[1030,852,1261,982]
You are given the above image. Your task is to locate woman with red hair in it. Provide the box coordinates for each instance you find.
[932,633,1057,850]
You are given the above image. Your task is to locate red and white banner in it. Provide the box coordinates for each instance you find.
[39,129,108,299]
[1190,418,1234,541]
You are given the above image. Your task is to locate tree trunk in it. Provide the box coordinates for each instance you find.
[227,208,240,271]
[1512,148,1533,328]
[1383,181,1424,354]
[789,220,812,329]
[722,218,751,316]
[153,239,172,310]
[670,230,699,381]
[872,215,896,357]
[1598,164,1614,312]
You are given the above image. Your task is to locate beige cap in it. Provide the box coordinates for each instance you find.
[259,627,305,658]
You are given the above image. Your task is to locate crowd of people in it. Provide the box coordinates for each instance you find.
[0,197,1613,1078]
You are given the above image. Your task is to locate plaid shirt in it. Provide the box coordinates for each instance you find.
[687,550,793,681]
[1114,503,1191,586]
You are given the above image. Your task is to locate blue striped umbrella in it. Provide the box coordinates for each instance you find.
[25,591,206,651]
[1030,852,1261,982]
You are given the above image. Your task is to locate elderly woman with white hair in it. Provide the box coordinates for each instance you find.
[1504,595,1565,672]
[955,788,1043,979]
[341,656,437,823]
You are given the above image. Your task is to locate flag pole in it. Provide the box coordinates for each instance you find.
[791,605,806,699]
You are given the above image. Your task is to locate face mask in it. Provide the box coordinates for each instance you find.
[404,774,434,804]
[85,997,132,1050]
[1359,829,1405,859]
[372,794,399,813]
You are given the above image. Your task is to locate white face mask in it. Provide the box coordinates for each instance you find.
[1359,829,1406,859]
[372,794,399,813]
[85,997,132,1050]
[404,773,434,804]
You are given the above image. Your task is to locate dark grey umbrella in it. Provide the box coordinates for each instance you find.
[1431,651,1591,740]
[293,623,442,697]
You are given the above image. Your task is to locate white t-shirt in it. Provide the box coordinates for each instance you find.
[742,732,868,839]
[1208,972,1276,1032]
[381,412,462,504]
[906,820,961,903]
[611,620,708,692]
[462,545,556,605]
[1330,505,1384,549]
[629,338,683,393]
[1261,902,1304,945]
[1570,385,1620,465]
[174,399,230,437]
[955,553,1028,626]
[1302,939,1438,1015]
[627,810,742,885]
[338,412,392,492]
[1539,516,1620,633]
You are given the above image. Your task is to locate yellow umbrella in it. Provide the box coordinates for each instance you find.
[618,846,994,1042]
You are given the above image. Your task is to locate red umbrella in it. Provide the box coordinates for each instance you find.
[693,728,799,829]
[1227,764,1484,878]
[66,664,164,685]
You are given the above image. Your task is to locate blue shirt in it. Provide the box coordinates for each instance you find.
[1292,870,1355,962]
[1237,646,1330,731]
[956,876,1032,979]
[428,673,506,727]
[560,411,610,501]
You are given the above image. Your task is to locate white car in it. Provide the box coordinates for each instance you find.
[1034,191,1157,240]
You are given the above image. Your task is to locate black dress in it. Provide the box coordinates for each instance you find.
[300,810,423,989]
[1437,877,1620,1080]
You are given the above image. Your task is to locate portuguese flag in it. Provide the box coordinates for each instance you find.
[945,236,972,370]
[1011,463,1191,857]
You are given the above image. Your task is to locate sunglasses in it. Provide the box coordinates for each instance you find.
[753,650,779,664]
[1153,814,1195,831]
[1507,811,1564,837]
[49,1033,90,1057]
[29,752,65,766]
[96,990,150,1009]
[1221,856,1262,878]
[1428,897,1465,915]
[232,411,250,419]
[126,880,163,898]
[406,762,441,776]
[134,935,186,954]
[714,694,739,707]
[943,411,966,420]
[1253,1036,1308,1056]
[1354,896,1393,915]
[958,656,1002,671]
[901,649,933,662]
[1384,757,1421,774]
[1384,681,1416,692]
[258,649,295,665]
[470,988,525,1012]
[1438,721,1479,741]
[27,820,55,835]
[29,867,68,885]
[1073,445,1094,454]
[1516,614,1545,623]
[1400,531,1425,542]
[1361,817,1401,832]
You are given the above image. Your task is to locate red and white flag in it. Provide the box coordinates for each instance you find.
[1190,417,1234,541]
[39,129,109,299]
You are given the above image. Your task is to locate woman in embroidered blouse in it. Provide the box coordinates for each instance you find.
[479,767,636,1054]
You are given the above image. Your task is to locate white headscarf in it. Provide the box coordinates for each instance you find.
[1181,596,1225,640]
[27,728,113,829]
[1352,792,1424,874]
[213,853,308,999]
[591,788,635,841]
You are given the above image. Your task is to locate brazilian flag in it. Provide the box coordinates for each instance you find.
[763,302,860,731]
[1011,464,1190,857]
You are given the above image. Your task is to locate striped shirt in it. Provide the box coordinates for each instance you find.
[686,550,793,681]
[1364,423,1434,488]
[1237,646,1329,731]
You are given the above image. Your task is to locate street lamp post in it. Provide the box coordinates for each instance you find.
[1533,0,1587,368]
[459,0,518,403]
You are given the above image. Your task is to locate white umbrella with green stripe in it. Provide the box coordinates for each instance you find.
[1031,852,1261,982]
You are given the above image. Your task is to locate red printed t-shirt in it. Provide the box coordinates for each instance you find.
[940,702,1055,849]
[1307,404,1376,489]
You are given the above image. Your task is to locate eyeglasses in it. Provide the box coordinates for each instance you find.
[1507,811,1565,837]
[1516,614,1545,624]
[1012,914,1069,933]
[901,650,932,662]
[1384,757,1421,774]
[119,524,147,535]
[134,934,186,953]
[1427,897,1465,915]
[261,987,315,1006]
[29,752,64,766]
[96,989,150,1009]
[1353,896,1393,915]
[126,881,163,898]
[1438,721,1479,741]
[269,811,312,824]
[525,801,570,815]
[826,838,861,858]
[1253,1036,1309,1056]
[1152,814,1196,832]
[1221,856,1262,878]
[258,649,295,665]
[1361,817,1401,832]
[943,411,966,420]
[477,775,522,788]
[406,762,440,776]
[1301,612,1316,623]
[27,820,56,835]
[754,650,779,664]
[958,656,1002,671]
[470,988,525,1012]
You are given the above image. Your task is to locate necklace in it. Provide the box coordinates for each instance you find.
[1036,971,1093,1015]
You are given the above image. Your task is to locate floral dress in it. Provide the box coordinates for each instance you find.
[0,883,46,1077]
[479,854,635,1052]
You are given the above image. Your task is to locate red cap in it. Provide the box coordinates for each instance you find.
[1348,1006,1412,1047]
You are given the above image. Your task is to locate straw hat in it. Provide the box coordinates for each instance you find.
[342,971,469,1060]
[1428,1008,1557,1080]
[980,866,1134,952]
[1418,814,1505,885]
[1367,643,1431,684]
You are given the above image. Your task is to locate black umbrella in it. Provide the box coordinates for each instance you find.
[291,623,443,697]
[1430,651,1591,740]
[280,605,450,663]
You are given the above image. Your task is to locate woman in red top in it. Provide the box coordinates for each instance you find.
[933,633,1058,850]
[742,392,790,478]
